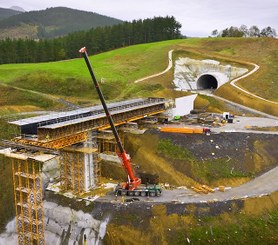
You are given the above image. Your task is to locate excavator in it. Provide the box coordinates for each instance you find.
[79,47,162,197]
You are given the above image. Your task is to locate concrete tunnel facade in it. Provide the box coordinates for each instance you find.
[196,72,229,90]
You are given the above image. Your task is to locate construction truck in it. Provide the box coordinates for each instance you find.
[79,47,162,197]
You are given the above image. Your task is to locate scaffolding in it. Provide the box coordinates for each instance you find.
[12,157,45,245]
[13,131,88,150]
[97,132,117,153]
[60,141,100,195]
[96,130,125,153]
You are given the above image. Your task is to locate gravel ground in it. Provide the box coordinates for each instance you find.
[98,164,278,205]
[157,130,278,167]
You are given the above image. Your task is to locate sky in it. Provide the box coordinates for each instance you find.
[0,0,277,37]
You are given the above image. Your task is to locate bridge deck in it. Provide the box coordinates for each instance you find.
[10,98,166,148]
[11,98,146,126]
[40,98,165,129]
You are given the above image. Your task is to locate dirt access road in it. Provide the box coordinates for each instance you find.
[99,165,278,204]
[99,160,278,204]
[157,165,278,204]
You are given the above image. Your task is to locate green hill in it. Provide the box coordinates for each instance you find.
[0,38,277,116]
[0,7,21,21]
[0,7,122,39]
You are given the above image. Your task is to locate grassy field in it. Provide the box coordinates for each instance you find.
[0,39,184,83]
[0,84,61,115]
[0,37,277,115]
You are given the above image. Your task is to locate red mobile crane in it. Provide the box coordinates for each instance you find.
[79,47,161,197]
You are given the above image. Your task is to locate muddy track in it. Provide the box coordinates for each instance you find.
[156,165,278,204]
[97,166,278,204]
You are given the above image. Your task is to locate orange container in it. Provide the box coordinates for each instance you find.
[160,127,203,134]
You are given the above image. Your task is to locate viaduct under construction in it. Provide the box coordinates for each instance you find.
[0,97,166,245]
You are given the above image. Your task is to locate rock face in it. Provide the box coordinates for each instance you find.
[0,201,107,245]
[173,57,248,91]
[42,158,60,188]
[44,201,101,244]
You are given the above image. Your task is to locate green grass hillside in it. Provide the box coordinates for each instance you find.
[0,37,277,115]
[0,84,61,114]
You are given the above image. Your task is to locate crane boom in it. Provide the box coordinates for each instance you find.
[79,47,141,190]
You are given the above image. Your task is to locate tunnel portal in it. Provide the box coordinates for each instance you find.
[197,74,218,90]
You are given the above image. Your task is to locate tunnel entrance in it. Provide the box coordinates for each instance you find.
[197,74,218,90]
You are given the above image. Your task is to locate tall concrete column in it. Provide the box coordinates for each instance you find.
[83,131,99,191]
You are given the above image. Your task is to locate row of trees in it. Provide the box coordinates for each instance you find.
[0,16,182,64]
[211,25,276,38]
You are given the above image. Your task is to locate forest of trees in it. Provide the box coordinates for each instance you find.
[211,25,276,38]
[0,16,182,64]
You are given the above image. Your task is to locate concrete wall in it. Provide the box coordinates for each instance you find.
[171,95,198,118]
